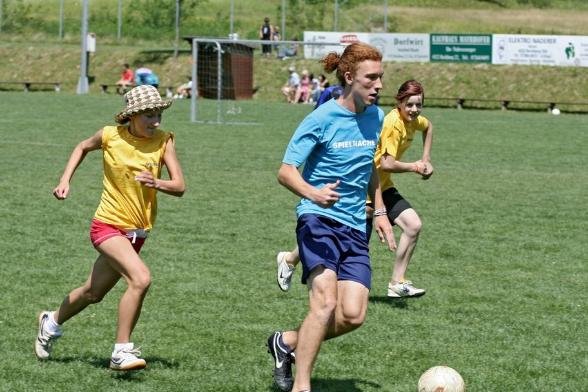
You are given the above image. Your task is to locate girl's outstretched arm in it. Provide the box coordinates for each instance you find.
[53,129,103,200]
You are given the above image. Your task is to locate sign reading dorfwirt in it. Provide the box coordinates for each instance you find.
[303,32,429,62]
[430,34,492,63]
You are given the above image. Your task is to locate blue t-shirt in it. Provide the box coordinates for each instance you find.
[283,99,384,232]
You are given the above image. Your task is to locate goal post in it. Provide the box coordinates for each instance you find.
[188,37,344,125]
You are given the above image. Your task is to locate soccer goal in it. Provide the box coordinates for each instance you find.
[188,37,344,125]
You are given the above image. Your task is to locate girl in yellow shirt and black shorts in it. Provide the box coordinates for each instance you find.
[374,79,434,298]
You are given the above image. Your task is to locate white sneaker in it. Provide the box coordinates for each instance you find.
[35,311,62,360]
[110,346,147,371]
[276,252,296,292]
[387,281,426,298]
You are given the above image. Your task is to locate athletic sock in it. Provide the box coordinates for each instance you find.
[113,342,134,355]
[277,334,293,354]
[46,312,63,335]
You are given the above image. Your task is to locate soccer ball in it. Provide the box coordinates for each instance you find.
[551,108,561,115]
[418,366,465,392]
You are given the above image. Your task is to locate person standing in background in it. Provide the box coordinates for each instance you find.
[259,17,274,57]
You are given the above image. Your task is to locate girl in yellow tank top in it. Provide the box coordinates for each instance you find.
[35,86,185,371]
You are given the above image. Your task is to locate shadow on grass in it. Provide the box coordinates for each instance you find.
[368,296,416,309]
[313,378,382,391]
[52,355,179,373]
[269,378,381,391]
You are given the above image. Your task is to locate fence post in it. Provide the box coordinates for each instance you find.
[174,0,180,57]
[281,0,285,41]
[230,0,234,35]
[215,41,222,124]
[333,0,338,31]
[76,0,89,95]
[59,0,64,39]
[191,38,198,123]
[383,0,388,32]
[117,0,122,40]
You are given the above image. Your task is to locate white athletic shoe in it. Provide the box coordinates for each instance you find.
[276,252,296,292]
[35,311,62,360]
[110,346,147,371]
[387,281,426,298]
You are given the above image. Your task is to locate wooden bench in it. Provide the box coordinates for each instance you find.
[100,84,131,94]
[100,84,174,98]
[446,98,556,111]
[448,98,588,112]
[0,81,61,92]
[380,95,588,113]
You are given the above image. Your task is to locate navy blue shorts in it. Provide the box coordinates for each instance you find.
[296,213,372,289]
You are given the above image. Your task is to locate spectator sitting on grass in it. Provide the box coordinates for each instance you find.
[294,69,311,104]
[281,66,300,104]
[309,73,321,104]
[174,77,193,99]
[277,38,298,60]
[116,63,134,94]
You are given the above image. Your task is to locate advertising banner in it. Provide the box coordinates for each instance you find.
[303,32,429,62]
[303,31,369,60]
[370,33,429,62]
[430,34,492,63]
[493,34,588,67]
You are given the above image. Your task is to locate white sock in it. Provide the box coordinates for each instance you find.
[46,312,62,335]
[113,342,134,355]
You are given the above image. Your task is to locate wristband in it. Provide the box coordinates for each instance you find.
[374,208,387,217]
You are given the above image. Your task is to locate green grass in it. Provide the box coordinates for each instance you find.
[1,44,588,112]
[3,0,588,44]
[0,92,587,391]
[2,1,588,105]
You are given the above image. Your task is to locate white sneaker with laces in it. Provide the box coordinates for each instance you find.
[387,281,426,298]
[276,252,296,292]
[35,311,62,360]
[110,346,147,371]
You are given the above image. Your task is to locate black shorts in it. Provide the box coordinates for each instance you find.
[365,188,411,241]
[382,187,412,225]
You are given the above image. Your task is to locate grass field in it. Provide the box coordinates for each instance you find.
[0,92,586,391]
[5,0,588,42]
[3,1,588,102]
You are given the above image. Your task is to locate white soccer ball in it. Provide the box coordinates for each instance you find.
[551,108,561,115]
[418,366,466,392]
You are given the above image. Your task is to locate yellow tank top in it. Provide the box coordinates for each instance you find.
[374,108,429,191]
[94,125,173,230]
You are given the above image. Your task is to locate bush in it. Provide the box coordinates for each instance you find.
[1,0,33,32]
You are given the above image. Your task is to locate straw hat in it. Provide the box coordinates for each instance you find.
[115,85,172,124]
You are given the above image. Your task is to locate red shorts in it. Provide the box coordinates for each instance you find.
[90,219,146,253]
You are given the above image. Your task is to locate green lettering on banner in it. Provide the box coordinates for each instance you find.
[430,34,492,63]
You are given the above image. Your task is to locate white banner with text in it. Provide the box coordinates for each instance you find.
[492,34,588,67]
[303,31,429,62]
